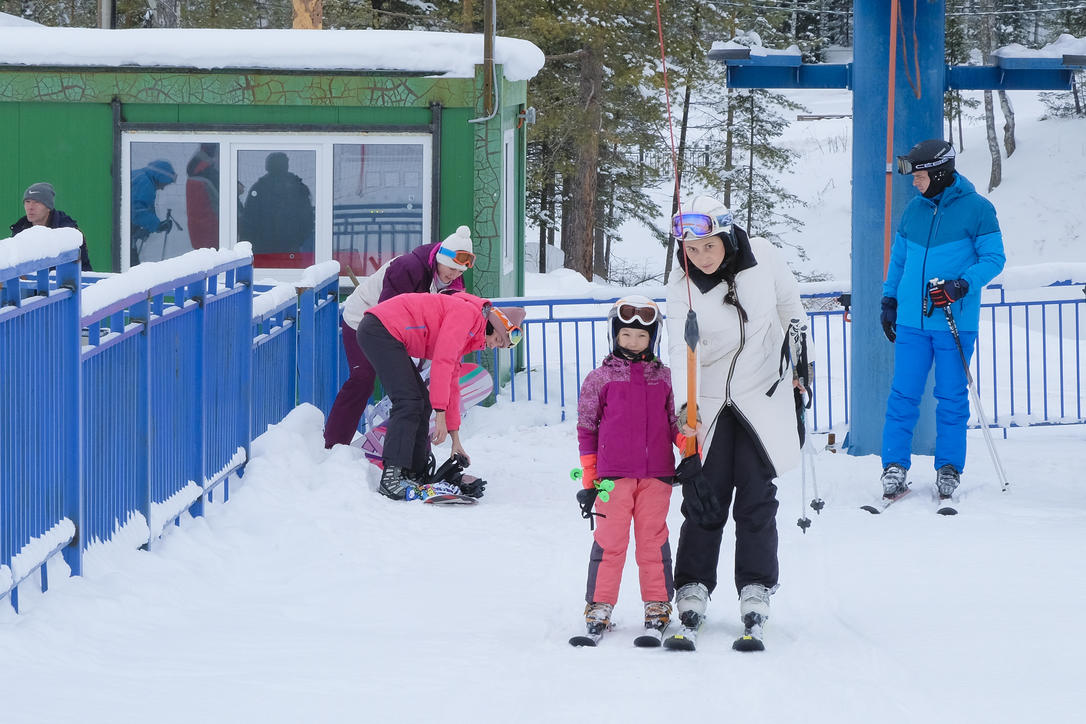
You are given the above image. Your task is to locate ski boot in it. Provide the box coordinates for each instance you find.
[935,464,960,499]
[880,463,909,498]
[634,601,672,648]
[664,582,708,651]
[377,464,415,500]
[733,583,771,652]
[569,602,614,647]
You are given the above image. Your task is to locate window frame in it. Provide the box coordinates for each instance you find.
[119,128,434,279]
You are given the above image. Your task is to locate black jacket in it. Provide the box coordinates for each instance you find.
[10,209,92,271]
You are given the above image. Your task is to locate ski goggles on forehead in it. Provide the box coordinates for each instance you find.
[616,303,659,325]
[671,211,733,240]
[491,307,523,347]
[437,247,476,268]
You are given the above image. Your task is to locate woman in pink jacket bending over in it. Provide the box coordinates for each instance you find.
[359,291,525,500]
[572,295,690,646]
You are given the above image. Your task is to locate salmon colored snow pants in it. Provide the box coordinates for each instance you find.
[584,477,674,605]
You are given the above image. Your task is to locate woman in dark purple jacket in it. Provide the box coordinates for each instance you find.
[572,296,685,645]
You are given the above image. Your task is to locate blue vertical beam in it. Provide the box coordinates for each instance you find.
[847,0,945,456]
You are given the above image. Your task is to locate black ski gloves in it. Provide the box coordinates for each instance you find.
[928,278,969,311]
[676,454,724,528]
[880,296,898,343]
[576,487,598,518]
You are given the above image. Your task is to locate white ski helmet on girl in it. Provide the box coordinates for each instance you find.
[608,294,662,353]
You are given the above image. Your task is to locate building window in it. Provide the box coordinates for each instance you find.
[121,132,431,277]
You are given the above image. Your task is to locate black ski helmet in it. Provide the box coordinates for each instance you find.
[608,295,661,355]
[897,139,956,197]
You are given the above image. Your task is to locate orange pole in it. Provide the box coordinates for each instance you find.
[686,347,698,456]
[882,0,901,276]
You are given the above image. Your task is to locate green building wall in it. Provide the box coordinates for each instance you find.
[0,66,526,298]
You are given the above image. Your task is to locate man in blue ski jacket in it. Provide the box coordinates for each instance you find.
[878,139,1006,501]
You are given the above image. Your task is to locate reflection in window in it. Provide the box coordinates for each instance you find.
[332,144,424,276]
[130,141,220,265]
[237,150,316,269]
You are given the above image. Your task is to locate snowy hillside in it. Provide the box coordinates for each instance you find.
[603,89,1086,284]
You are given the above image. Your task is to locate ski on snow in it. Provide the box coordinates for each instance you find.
[731,613,766,652]
[934,487,959,516]
[860,487,913,514]
[662,612,704,651]
[569,621,671,648]
[861,486,960,515]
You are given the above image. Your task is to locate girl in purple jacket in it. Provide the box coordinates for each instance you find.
[573,295,686,645]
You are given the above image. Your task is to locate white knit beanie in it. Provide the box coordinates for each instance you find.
[437,225,474,271]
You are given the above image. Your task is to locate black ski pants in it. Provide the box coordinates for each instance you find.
[674,407,780,597]
[356,314,432,472]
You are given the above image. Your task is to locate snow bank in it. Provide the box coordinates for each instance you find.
[0,226,84,270]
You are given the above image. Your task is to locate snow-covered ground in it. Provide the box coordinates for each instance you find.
[3,402,1084,723]
[2,82,1084,723]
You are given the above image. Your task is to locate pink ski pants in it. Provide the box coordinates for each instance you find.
[584,477,674,605]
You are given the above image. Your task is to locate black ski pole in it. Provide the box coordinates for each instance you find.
[942,302,1011,493]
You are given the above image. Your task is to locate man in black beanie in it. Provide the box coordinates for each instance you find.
[9,182,92,271]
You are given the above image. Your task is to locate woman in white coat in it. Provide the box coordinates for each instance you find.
[665,194,811,648]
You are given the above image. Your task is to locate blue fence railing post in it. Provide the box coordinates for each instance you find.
[297,286,315,406]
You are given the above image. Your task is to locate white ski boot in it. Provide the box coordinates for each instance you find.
[664,582,708,651]
[733,583,771,652]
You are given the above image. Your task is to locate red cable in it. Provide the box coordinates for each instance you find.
[653,0,694,310]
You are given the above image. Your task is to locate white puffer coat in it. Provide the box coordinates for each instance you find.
[666,234,812,478]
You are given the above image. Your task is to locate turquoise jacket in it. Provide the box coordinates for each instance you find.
[883,174,1005,333]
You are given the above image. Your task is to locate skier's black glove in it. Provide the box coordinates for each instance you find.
[880,296,897,343]
[928,278,969,309]
[676,454,724,528]
[458,475,486,499]
[576,487,598,519]
[156,218,174,233]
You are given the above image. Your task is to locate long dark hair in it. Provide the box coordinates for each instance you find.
[675,226,752,322]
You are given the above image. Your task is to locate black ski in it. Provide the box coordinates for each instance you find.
[569,621,610,647]
[860,487,912,514]
[633,621,669,648]
[935,487,959,515]
[732,612,766,652]
[663,611,703,651]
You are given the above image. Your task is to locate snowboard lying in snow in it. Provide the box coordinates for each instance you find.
[355,362,492,504]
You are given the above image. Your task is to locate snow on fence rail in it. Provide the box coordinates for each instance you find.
[1,236,340,612]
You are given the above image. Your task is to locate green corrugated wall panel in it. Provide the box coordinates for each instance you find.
[0,70,474,108]
[0,103,20,237]
[2,102,113,271]
[122,103,433,127]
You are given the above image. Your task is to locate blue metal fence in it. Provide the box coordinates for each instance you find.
[3,242,1081,614]
[0,248,82,611]
[2,243,338,612]
[490,283,1085,433]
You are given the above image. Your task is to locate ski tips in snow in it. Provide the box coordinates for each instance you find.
[663,611,704,651]
[732,613,766,652]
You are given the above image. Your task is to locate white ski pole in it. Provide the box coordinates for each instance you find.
[942,303,1011,492]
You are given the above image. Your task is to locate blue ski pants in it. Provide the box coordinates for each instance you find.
[881,324,977,473]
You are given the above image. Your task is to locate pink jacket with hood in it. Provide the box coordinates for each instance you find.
[366,291,489,431]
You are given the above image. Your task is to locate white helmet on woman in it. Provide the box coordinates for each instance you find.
[672,195,734,242]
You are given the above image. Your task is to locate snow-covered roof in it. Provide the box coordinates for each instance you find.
[992,33,1086,61]
[0,27,545,81]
